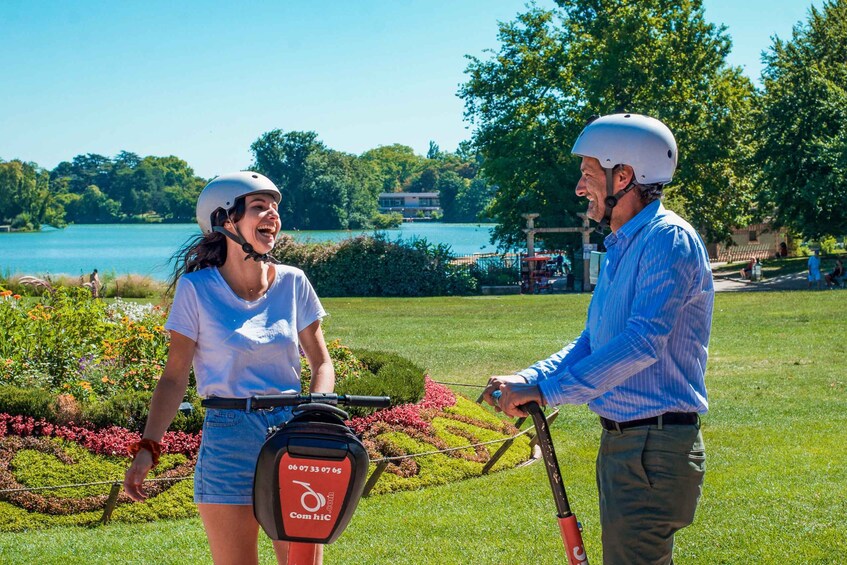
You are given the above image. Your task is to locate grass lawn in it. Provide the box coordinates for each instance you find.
[1,292,845,563]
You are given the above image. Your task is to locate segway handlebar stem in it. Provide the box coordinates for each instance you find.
[492,391,588,564]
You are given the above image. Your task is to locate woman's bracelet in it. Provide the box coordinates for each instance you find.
[128,438,162,468]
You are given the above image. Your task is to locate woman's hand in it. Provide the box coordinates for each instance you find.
[124,450,155,501]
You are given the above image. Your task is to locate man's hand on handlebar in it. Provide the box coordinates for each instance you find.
[483,375,545,418]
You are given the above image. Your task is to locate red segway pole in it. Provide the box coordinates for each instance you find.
[250,393,391,565]
[494,392,588,564]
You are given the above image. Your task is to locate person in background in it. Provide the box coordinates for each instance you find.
[825,258,844,288]
[739,258,755,280]
[484,114,713,564]
[808,250,822,290]
[89,269,101,298]
[124,172,335,565]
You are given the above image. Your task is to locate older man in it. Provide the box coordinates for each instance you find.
[485,114,714,564]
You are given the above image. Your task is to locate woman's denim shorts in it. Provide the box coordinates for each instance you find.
[194,406,294,505]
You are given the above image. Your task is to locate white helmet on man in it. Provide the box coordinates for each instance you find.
[571,113,677,185]
[196,171,281,235]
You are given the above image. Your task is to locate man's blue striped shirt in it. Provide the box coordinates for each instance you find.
[517,200,714,421]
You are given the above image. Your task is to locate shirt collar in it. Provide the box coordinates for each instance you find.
[604,199,663,248]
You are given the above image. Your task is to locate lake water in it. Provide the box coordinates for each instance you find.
[0,223,500,280]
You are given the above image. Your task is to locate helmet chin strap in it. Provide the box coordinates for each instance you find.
[595,167,636,234]
[212,225,281,265]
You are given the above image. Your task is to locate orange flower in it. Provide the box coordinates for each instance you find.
[0,290,12,297]
[12,295,21,300]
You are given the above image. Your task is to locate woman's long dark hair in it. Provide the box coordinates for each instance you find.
[167,198,247,295]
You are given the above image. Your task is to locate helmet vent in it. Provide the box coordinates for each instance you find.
[668,150,673,158]
[252,174,259,178]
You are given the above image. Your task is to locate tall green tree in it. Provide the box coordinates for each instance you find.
[360,144,427,193]
[460,0,757,248]
[757,0,847,239]
[251,130,323,229]
[251,130,382,230]
[0,160,53,229]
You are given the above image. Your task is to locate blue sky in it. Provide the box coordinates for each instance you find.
[0,0,823,179]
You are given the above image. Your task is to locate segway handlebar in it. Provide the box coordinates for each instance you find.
[248,393,391,409]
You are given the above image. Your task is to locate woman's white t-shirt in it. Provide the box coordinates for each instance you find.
[165,265,326,398]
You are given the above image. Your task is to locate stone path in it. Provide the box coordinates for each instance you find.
[712,270,812,292]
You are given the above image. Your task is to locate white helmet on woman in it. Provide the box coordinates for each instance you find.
[571,113,677,184]
[196,171,281,235]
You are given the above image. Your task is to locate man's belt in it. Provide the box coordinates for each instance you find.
[600,412,699,432]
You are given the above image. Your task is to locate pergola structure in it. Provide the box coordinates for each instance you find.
[522,213,594,291]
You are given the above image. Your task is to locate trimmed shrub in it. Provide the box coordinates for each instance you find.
[81,391,154,432]
[0,386,55,421]
[271,233,477,297]
[301,341,426,417]
[336,350,426,416]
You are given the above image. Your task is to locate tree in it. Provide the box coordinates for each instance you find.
[460,1,758,249]
[251,130,382,230]
[52,154,113,196]
[251,130,323,229]
[0,160,52,229]
[62,185,121,223]
[360,144,427,193]
[426,141,443,160]
[757,0,847,239]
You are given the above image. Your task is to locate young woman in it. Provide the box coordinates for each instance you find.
[124,171,335,565]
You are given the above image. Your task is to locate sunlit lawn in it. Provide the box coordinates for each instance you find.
[1,291,845,564]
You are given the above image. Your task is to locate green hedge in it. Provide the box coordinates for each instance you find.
[0,386,55,421]
[335,349,426,417]
[271,234,477,297]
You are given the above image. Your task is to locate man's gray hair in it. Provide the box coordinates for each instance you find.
[636,183,664,204]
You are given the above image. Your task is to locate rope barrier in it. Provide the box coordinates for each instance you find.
[432,380,487,389]
[0,408,554,496]
[0,475,191,495]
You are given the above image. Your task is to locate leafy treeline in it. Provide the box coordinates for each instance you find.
[250,131,492,229]
[0,136,493,231]
[460,0,847,246]
[0,152,205,229]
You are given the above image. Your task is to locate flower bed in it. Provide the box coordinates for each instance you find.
[0,377,531,530]
[0,289,531,531]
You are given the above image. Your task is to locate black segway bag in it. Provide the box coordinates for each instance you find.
[253,404,370,543]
